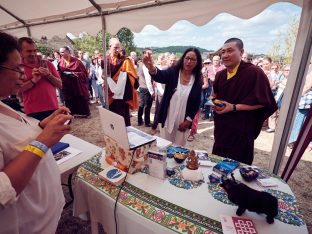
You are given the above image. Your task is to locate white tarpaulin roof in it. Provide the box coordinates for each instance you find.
[0,0,311,177]
[0,0,303,37]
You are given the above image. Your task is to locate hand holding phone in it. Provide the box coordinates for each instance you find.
[212,99,226,111]
[40,59,48,68]
[64,119,72,125]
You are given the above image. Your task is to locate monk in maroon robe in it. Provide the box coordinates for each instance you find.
[58,46,90,117]
[212,38,277,165]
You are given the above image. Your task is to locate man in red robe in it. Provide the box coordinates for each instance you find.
[106,38,138,126]
[212,38,277,165]
[58,46,90,117]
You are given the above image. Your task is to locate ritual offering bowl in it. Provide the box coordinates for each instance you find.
[167,146,190,158]
[174,153,187,164]
[239,166,259,182]
[166,168,175,177]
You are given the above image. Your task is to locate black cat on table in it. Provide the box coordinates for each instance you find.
[220,173,278,224]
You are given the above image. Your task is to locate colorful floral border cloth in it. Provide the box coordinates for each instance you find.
[77,153,223,234]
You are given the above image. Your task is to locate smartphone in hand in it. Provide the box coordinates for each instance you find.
[40,59,48,68]
[64,119,72,125]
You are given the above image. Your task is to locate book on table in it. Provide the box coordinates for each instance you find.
[195,150,214,167]
[213,158,239,176]
[51,142,69,155]
[51,142,81,165]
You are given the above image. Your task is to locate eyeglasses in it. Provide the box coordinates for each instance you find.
[184,57,197,63]
[0,65,25,77]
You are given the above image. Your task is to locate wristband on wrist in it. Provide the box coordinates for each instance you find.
[30,140,49,153]
[24,145,45,158]
[232,104,237,112]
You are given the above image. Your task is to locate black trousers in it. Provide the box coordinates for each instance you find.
[109,99,131,126]
[152,98,161,130]
[28,109,56,121]
[138,87,153,125]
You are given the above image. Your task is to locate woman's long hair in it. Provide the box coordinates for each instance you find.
[174,47,203,81]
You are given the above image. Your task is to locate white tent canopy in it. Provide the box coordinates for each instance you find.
[0,0,303,37]
[0,0,311,176]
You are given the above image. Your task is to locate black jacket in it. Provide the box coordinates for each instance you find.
[151,67,202,128]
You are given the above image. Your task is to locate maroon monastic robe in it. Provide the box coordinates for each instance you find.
[58,56,90,116]
[212,61,277,164]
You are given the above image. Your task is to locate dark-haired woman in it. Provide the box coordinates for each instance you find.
[0,32,72,233]
[143,48,202,146]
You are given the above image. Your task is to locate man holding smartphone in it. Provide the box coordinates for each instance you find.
[211,38,277,165]
[18,37,62,121]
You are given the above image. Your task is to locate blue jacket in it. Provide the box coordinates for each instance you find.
[151,67,202,128]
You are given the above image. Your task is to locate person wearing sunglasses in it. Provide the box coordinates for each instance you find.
[0,32,72,233]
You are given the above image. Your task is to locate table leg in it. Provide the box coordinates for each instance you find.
[63,173,74,208]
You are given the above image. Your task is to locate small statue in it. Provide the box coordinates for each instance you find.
[186,150,199,170]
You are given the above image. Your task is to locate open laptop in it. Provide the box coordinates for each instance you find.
[99,108,156,150]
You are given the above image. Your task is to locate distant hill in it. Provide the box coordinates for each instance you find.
[137,46,213,54]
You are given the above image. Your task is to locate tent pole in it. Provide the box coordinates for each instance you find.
[89,0,109,109]
[101,14,109,110]
[26,26,31,37]
[269,0,312,174]
[0,5,32,37]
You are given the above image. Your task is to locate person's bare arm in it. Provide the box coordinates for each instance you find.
[302,71,312,95]
[19,68,41,92]
[202,77,208,89]
[3,111,72,195]
[214,101,264,114]
[38,67,62,88]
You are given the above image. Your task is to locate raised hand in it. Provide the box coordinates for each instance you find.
[178,120,192,132]
[142,51,155,71]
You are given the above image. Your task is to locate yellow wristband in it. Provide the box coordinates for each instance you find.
[24,145,45,158]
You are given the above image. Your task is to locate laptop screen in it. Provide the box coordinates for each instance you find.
[127,127,155,149]
[99,107,156,150]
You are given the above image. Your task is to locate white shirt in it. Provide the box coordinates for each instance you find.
[165,71,194,134]
[0,102,65,234]
[95,64,104,85]
[142,65,154,95]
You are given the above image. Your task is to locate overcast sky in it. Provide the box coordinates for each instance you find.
[133,2,301,54]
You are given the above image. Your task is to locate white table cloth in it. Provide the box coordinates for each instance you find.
[73,151,308,234]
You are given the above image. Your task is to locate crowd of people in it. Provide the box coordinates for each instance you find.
[0,31,311,232]
[3,34,312,152]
